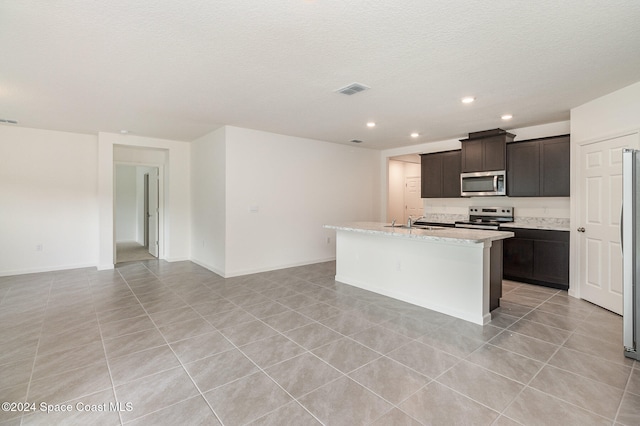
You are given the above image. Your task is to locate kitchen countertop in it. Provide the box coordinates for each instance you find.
[501,218,570,232]
[324,221,514,244]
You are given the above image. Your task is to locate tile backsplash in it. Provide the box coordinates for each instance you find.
[422,197,570,220]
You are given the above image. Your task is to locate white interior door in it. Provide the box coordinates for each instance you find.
[147,168,159,257]
[404,176,423,223]
[578,134,636,314]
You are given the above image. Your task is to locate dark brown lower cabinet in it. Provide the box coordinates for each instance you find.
[503,228,569,290]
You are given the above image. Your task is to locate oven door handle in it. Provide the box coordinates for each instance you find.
[455,223,499,230]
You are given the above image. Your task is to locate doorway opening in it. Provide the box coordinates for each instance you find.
[388,155,423,223]
[115,164,162,264]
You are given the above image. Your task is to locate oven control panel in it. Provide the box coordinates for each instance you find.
[468,206,513,217]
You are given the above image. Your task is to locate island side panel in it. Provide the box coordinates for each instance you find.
[490,240,503,310]
[334,230,491,325]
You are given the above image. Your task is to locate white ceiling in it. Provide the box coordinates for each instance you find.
[1,1,639,150]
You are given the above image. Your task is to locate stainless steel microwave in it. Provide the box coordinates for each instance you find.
[460,170,506,197]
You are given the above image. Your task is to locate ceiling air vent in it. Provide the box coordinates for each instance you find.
[0,119,18,124]
[335,83,370,96]
[350,139,363,144]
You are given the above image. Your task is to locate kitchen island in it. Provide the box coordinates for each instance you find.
[324,222,514,325]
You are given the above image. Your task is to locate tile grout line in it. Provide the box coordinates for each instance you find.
[93,270,128,426]
[612,343,636,424]
[114,263,226,426]
[198,275,367,425]
[176,273,335,425]
[140,262,337,425]
[489,288,580,420]
[7,262,627,426]
[20,275,54,426]
[409,284,618,424]
[496,294,622,424]
[190,266,414,425]
[19,273,109,423]
[214,275,533,424]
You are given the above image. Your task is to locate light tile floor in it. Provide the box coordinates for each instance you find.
[0,260,638,425]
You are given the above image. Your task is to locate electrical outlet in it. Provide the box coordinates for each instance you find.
[326,237,331,244]
[396,260,401,271]
[36,244,43,252]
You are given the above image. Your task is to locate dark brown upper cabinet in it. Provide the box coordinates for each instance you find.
[420,150,461,198]
[460,129,515,173]
[507,135,570,197]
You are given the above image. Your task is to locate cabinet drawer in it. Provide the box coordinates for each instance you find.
[507,228,569,242]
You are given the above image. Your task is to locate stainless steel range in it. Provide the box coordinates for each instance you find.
[455,206,514,230]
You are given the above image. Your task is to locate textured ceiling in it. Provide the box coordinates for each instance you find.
[1,0,640,149]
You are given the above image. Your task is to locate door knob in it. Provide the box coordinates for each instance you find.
[577,227,586,232]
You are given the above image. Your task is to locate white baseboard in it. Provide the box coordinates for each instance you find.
[0,262,99,277]
[164,256,191,263]
[0,256,338,279]
[190,258,225,277]
[223,256,336,278]
[190,256,336,279]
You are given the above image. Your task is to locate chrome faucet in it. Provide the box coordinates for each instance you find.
[408,216,425,228]
[391,219,396,227]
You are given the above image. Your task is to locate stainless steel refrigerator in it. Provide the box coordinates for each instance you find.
[623,148,640,360]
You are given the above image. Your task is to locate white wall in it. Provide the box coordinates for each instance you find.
[115,165,137,242]
[0,126,99,275]
[571,81,640,143]
[387,160,405,222]
[2,123,378,277]
[221,126,381,276]
[190,127,227,275]
[381,121,572,221]
[98,133,190,269]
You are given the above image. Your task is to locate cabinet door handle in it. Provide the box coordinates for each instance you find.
[577,227,586,232]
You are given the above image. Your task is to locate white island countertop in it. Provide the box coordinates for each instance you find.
[324,221,514,245]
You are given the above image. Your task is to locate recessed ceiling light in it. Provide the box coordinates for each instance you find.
[411,133,420,138]
[366,122,376,128]
[501,114,513,120]
[461,96,475,104]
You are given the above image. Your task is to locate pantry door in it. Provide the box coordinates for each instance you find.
[577,133,637,314]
